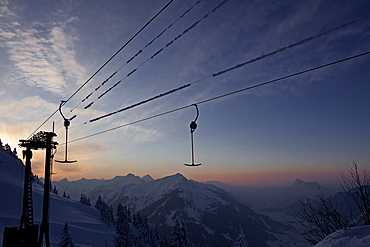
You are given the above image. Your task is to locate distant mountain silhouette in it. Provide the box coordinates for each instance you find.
[289,178,320,190]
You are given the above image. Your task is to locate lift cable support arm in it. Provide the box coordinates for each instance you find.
[184,104,201,167]
[55,101,77,163]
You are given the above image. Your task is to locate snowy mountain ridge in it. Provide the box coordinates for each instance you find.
[56,173,235,225]
[54,172,295,246]
[56,172,229,218]
[2,145,365,246]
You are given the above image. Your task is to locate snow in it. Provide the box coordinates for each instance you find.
[8,142,370,247]
[55,172,230,219]
[0,148,114,246]
[314,226,370,247]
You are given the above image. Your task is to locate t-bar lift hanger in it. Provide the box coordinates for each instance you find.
[55,101,77,163]
[184,104,201,166]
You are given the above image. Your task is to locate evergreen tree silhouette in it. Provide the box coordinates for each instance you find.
[170,219,189,247]
[59,222,75,247]
[233,226,248,247]
[114,203,133,247]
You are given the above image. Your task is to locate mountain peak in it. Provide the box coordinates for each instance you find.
[126,173,137,177]
[141,174,154,182]
[113,173,139,179]
[290,178,319,190]
[292,178,305,184]
[172,173,187,180]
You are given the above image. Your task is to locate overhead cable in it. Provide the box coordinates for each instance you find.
[79,12,370,120]
[83,14,370,124]
[211,14,370,78]
[27,0,175,139]
[64,50,370,144]
[89,84,191,123]
[78,0,230,115]
[123,0,202,67]
[69,0,202,114]
[199,51,370,104]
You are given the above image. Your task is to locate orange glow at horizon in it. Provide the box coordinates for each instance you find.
[189,167,341,185]
[43,158,344,185]
[22,136,346,186]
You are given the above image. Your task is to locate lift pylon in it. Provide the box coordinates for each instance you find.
[2,131,57,247]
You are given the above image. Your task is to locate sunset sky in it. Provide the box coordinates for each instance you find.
[0,0,369,185]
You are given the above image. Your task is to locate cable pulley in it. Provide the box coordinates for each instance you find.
[56,101,77,163]
[185,104,201,167]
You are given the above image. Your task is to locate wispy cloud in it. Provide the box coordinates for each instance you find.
[0,1,86,95]
[0,0,14,19]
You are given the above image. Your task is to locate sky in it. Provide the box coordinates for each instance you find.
[0,0,369,185]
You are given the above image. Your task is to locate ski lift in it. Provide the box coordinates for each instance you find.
[55,101,77,163]
[184,104,201,167]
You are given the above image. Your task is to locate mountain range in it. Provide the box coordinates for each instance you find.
[54,173,296,246]
[1,146,361,246]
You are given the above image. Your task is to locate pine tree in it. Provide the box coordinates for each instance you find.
[148,228,160,247]
[233,226,248,247]
[101,202,113,226]
[95,195,113,226]
[95,195,102,210]
[107,205,114,227]
[133,213,148,246]
[63,191,67,198]
[59,222,75,247]
[114,203,133,247]
[170,219,189,247]
[160,236,170,247]
[95,195,104,211]
[53,185,58,195]
[79,194,91,206]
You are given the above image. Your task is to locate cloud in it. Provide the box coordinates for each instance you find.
[0,0,15,19]
[0,95,56,122]
[48,26,86,84]
[126,125,162,143]
[0,31,15,39]
[0,1,86,95]
[0,96,58,147]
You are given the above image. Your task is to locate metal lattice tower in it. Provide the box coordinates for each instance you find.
[19,146,35,229]
[2,132,57,247]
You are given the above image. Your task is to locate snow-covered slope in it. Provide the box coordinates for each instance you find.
[55,173,296,246]
[314,226,370,247]
[0,148,114,246]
